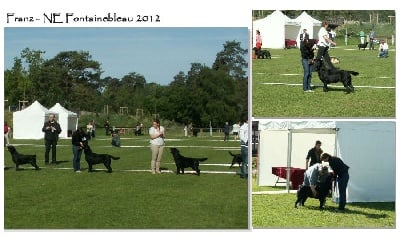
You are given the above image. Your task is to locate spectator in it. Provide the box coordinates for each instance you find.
[239,117,249,179]
[299,28,309,42]
[369,29,376,50]
[4,121,10,146]
[91,120,96,138]
[224,122,230,141]
[378,40,389,58]
[111,129,121,147]
[359,30,366,44]
[42,113,62,165]
[104,120,111,136]
[86,121,93,140]
[232,122,240,141]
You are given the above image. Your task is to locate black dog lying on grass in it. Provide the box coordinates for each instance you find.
[170,148,207,175]
[229,151,242,168]
[253,47,272,59]
[316,59,359,93]
[83,145,120,173]
[7,145,39,170]
[295,170,333,209]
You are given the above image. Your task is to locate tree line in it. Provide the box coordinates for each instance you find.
[4,41,248,128]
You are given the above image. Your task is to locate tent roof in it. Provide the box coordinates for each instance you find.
[254,10,300,27]
[257,120,336,131]
[49,103,77,116]
[295,11,321,26]
[16,100,50,114]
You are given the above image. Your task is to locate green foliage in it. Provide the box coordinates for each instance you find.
[4,136,248,229]
[252,44,395,117]
[5,40,248,128]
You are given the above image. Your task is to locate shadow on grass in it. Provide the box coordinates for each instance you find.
[349,202,395,212]
[305,204,391,219]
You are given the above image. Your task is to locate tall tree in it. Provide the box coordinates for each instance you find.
[212,40,248,80]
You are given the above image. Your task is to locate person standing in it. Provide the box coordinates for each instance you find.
[369,29,375,50]
[232,122,240,141]
[359,30,366,44]
[42,113,62,165]
[149,119,165,174]
[321,153,350,211]
[71,127,87,173]
[255,30,262,49]
[315,21,336,70]
[4,121,11,146]
[223,122,230,141]
[104,120,111,136]
[306,140,323,169]
[299,29,309,42]
[300,39,315,92]
[86,121,93,140]
[239,117,249,179]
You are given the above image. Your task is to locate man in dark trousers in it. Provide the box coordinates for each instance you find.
[42,113,62,165]
[321,153,350,211]
[306,140,323,169]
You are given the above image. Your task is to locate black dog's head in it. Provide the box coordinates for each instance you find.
[170,147,180,157]
[7,145,17,154]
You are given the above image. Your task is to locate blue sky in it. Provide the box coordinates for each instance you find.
[4,27,249,85]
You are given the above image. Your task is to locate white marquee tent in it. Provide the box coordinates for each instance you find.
[49,103,78,138]
[294,11,322,46]
[252,10,301,49]
[12,100,57,139]
[256,120,395,202]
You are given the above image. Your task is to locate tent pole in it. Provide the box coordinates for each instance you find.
[286,127,292,192]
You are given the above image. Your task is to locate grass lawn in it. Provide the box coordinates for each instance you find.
[3,133,248,229]
[251,182,395,228]
[252,42,395,117]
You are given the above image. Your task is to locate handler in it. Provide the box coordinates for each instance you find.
[315,21,336,70]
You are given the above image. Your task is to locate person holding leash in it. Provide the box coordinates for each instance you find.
[315,21,336,70]
[149,118,165,174]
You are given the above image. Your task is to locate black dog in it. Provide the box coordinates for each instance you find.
[229,151,242,168]
[253,47,271,59]
[7,145,39,170]
[316,59,359,93]
[358,42,368,50]
[83,145,120,173]
[295,172,333,209]
[170,148,207,175]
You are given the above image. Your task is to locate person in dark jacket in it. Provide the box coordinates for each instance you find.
[300,38,316,92]
[306,140,323,169]
[321,153,350,211]
[42,113,62,165]
[71,128,87,173]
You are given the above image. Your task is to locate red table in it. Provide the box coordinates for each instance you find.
[272,167,305,190]
[285,39,297,49]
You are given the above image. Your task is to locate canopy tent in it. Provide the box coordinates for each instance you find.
[252,10,301,49]
[255,120,395,202]
[49,103,78,138]
[294,11,322,47]
[12,100,57,139]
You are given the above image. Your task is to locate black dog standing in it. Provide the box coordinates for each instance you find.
[7,145,39,170]
[42,113,62,165]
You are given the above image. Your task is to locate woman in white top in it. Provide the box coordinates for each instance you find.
[149,119,165,174]
[315,21,336,70]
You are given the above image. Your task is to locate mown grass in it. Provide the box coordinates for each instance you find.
[4,134,248,229]
[252,41,395,117]
[252,182,395,228]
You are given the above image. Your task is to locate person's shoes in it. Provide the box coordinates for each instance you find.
[151,170,156,174]
[75,170,81,173]
[334,208,345,213]
[304,90,314,93]
[156,170,161,174]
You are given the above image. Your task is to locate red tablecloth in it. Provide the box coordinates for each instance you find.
[272,167,305,190]
[285,39,297,49]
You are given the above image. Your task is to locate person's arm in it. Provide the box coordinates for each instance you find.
[323,34,336,46]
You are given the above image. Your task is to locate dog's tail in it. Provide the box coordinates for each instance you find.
[348,71,359,76]
[196,158,208,162]
[111,156,120,160]
[228,151,235,156]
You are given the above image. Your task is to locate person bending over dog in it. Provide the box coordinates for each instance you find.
[295,164,331,209]
[315,21,336,71]
[321,153,350,212]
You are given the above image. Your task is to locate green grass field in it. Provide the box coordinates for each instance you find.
[4,133,248,229]
[252,43,395,117]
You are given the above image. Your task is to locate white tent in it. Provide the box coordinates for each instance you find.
[294,11,322,47]
[252,10,301,49]
[49,103,78,138]
[256,120,395,202]
[12,100,57,139]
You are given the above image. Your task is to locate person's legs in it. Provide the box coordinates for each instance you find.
[338,173,349,210]
[72,145,82,171]
[155,146,164,173]
[45,140,51,164]
[51,140,57,164]
[240,146,248,178]
[301,59,309,91]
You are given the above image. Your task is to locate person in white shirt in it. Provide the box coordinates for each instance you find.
[239,117,249,179]
[315,21,336,70]
[149,119,166,174]
[378,40,389,58]
[232,122,240,141]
